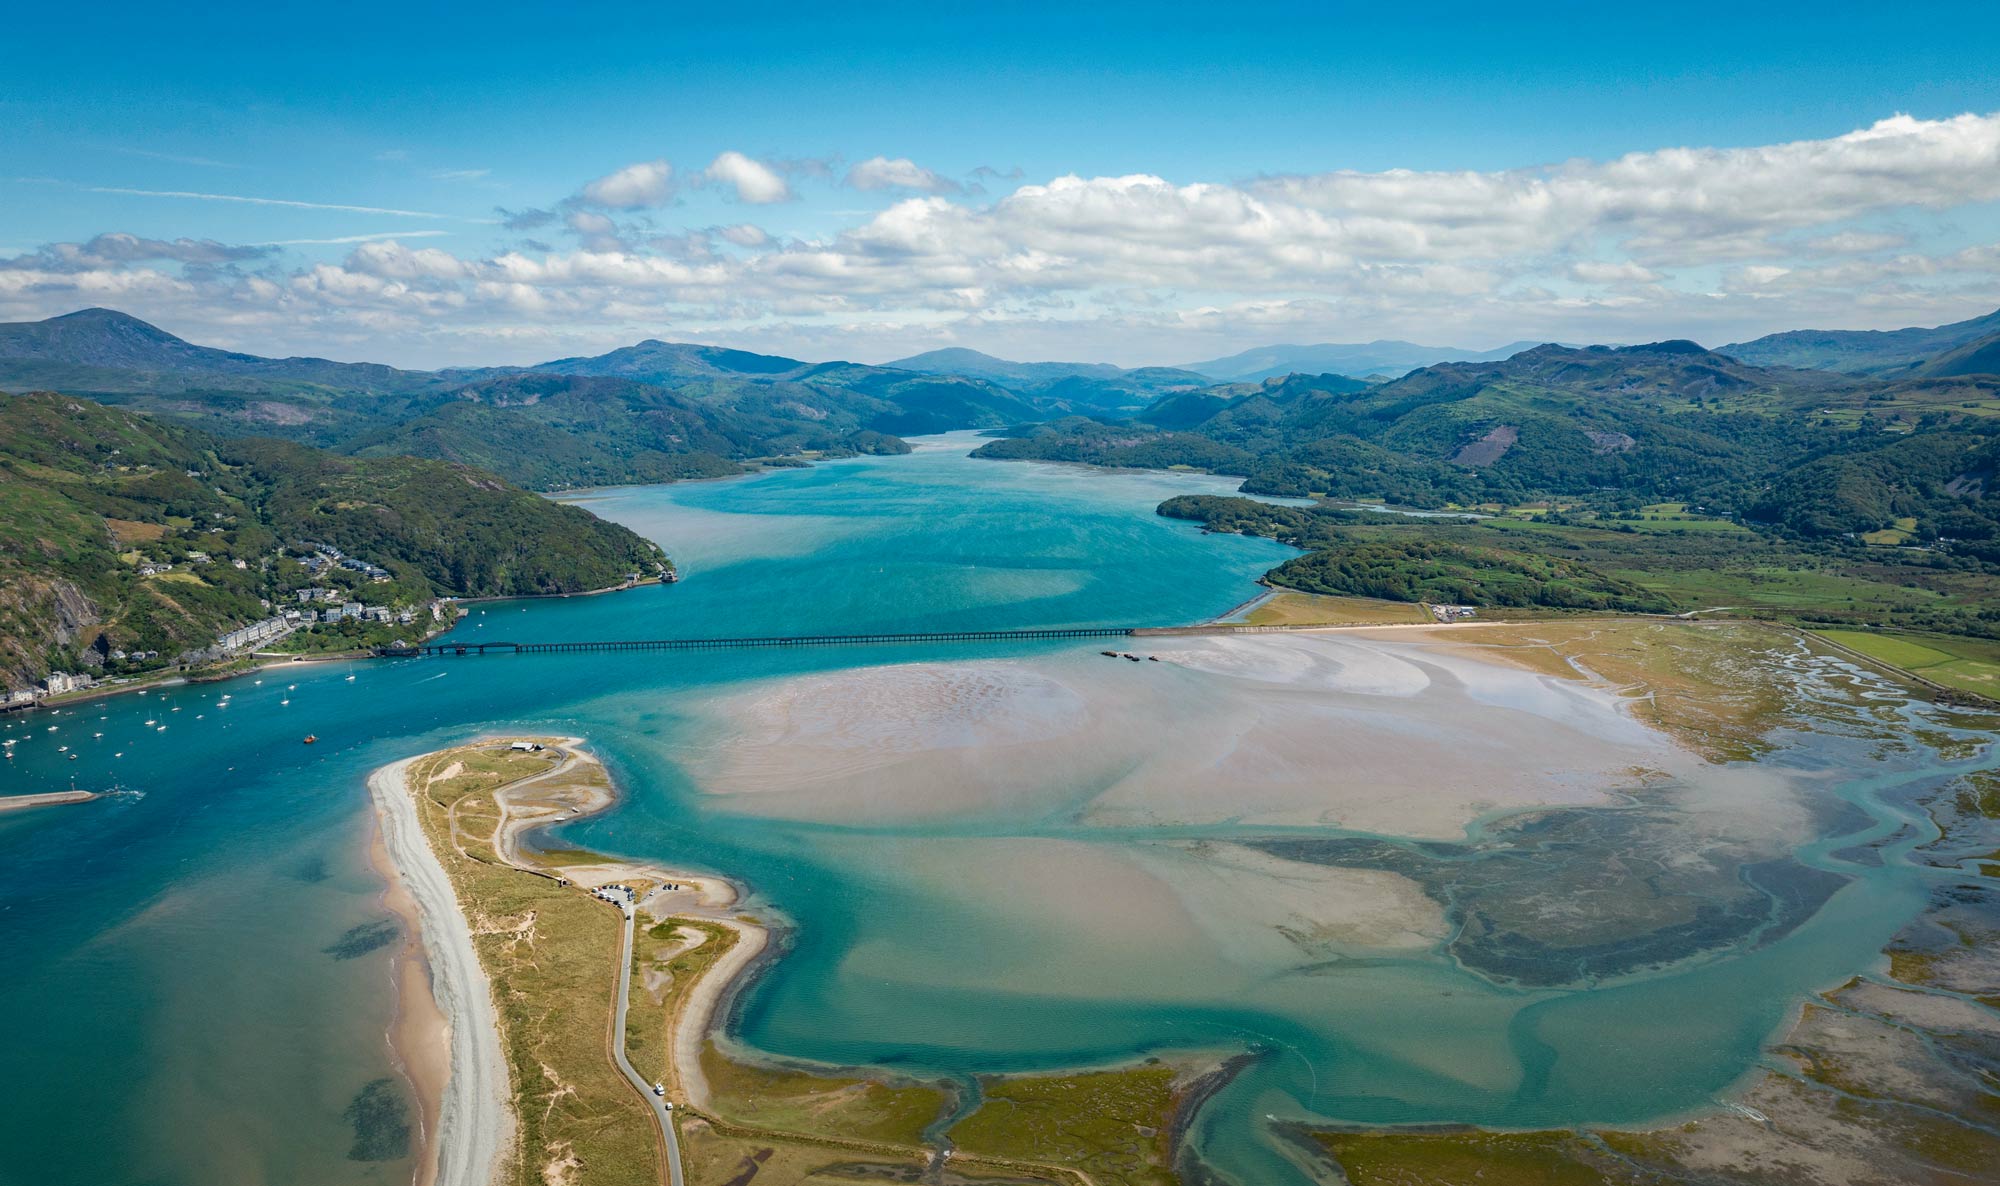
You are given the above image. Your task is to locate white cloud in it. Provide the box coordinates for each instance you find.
[845,156,960,194]
[1801,230,1910,255]
[1570,260,1662,285]
[702,151,792,204]
[716,224,770,247]
[13,112,2000,366]
[578,159,674,209]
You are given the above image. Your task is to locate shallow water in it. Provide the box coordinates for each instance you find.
[0,434,1984,1186]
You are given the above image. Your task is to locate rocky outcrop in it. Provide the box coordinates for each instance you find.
[0,575,100,692]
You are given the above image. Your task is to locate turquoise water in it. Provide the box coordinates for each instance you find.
[0,435,1982,1186]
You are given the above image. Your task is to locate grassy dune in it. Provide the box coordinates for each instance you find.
[406,744,662,1186]
[948,1063,1183,1186]
[1241,590,1429,626]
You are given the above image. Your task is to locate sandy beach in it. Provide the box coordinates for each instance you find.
[369,816,451,1186]
[368,756,515,1186]
[369,735,780,1185]
[0,789,101,812]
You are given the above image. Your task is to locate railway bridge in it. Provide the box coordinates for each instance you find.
[376,626,1140,658]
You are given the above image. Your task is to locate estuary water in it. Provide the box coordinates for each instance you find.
[0,434,1982,1186]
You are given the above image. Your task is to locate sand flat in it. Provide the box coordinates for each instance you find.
[689,631,1687,839]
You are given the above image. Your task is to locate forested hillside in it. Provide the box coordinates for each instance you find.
[0,392,668,691]
[0,312,1035,488]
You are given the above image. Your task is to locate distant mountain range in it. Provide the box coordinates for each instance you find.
[1175,339,1554,383]
[0,311,1064,488]
[886,347,1207,412]
[0,307,438,397]
[2,305,1997,499]
[1722,306,2000,375]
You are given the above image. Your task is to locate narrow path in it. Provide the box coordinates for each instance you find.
[610,893,685,1186]
[457,742,684,1186]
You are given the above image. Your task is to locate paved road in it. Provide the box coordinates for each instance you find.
[610,893,684,1186]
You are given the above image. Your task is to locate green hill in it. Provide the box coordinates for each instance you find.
[975,343,1856,511]
[1913,328,2000,379]
[0,311,1060,487]
[1722,307,2000,375]
[886,347,1207,413]
[0,392,668,691]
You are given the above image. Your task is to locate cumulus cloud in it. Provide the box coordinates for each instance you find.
[12,112,2000,366]
[845,156,961,194]
[702,151,792,203]
[578,159,675,209]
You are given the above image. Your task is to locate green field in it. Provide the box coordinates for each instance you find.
[1813,630,2000,699]
[1241,590,1429,626]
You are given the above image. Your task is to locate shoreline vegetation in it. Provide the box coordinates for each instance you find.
[364,619,1998,1186]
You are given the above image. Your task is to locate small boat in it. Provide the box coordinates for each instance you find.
[280,698,291,706]
[345,675,356,682]
[303,735,318,745]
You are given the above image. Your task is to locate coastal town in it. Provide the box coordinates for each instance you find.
[5,541,458,711]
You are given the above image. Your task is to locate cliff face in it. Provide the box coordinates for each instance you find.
[0,574,100,692]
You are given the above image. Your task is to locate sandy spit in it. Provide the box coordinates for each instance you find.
[368,756,515,1186]
[671,912,767,1110]
[0,789,100,811]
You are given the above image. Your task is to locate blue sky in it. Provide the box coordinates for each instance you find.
[5,1,2000,366]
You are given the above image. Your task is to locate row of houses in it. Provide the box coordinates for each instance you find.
[219,616,291,652]
[5,670,100,707]
[297,544,391,582]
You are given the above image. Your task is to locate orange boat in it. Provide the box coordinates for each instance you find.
[303,734,318,744]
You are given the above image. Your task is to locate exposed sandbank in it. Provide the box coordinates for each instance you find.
[688,629,1689,839]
